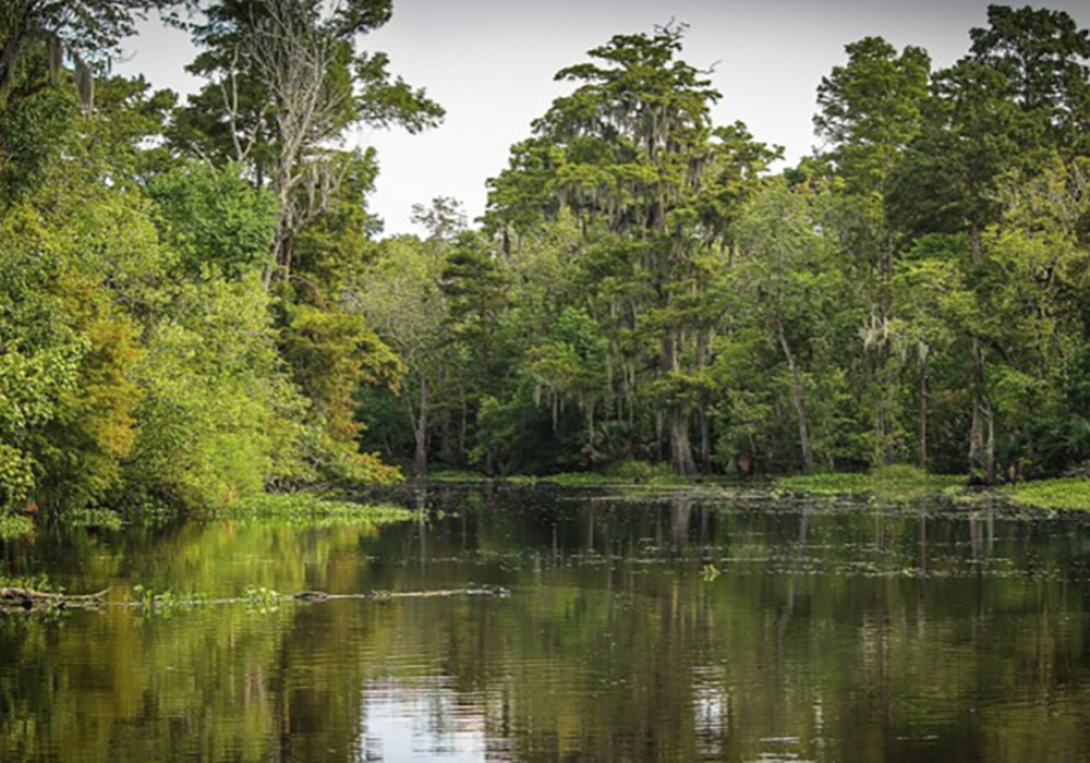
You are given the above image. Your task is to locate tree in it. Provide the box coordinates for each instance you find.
[148,161,277,280]
[29,272,142,512]
[814,36,931,464]
[0,206,85,512]
[0,0,178,108]
[128,273,312,508]
[172,0,443,285]
[354,200,464,476]
[889,5,1090,481]
[732,180,835,471]
[497,23,774,474]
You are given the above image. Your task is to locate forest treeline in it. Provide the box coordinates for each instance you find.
[2,2,1090,517]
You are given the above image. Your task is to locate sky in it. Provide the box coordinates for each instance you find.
[119,0,1090,236]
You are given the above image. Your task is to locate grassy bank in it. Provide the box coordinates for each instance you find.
[428,460,696,488]
[431,464,969,500]
[213,492,418,526]
[0,492,417,537]
[776,466,965,501]
[1008,478,1090,511]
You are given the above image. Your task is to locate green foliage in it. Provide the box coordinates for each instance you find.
[8,8,1090,505]
[606,459,689,486]
[0,573,52,591]
[148,162,276,279]
[484,23,776,477]
[131,584,210,616]
[279,302,401,485]
[0,207,87,511]
[224,491,416,526]
[0,74,75,201]
[0,513,34,539]
[1010,478,1090,511]
[0,1,426,519]
[815,36,931,194]
[60,507,123,530]
[127,273,308,509]
[172,0,442,284]
[29,274,143,512]
[777,467,964,501]
[243,584,281,612]
[471,388,566,475]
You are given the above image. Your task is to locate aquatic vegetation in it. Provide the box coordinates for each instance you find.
[243,584,281,613]
[212,492,417,526]
[0,514,33,540]
[61,507,123,530]
[130,585,211,618]
[1009,478,1090,512]
[423,470,494,484]
[776,466,965,502]
[0,573,54,593]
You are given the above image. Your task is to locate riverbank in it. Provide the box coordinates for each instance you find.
[429,464,1090,513]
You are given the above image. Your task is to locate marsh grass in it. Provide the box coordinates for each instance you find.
[777,466,965,501]
[219,492,417,526]
[1009,478,1090,511]
[430,461,698,488]
[426,470,494,483]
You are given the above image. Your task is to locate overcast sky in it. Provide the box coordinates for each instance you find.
[119,0,1090,236]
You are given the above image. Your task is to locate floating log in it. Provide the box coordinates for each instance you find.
[0,587,109,611]
[293,587,511,602]
[1,585,511,614]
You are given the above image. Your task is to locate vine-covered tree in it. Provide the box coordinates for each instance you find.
[491,23,775,474]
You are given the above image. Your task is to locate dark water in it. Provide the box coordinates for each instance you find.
[4,484,1090,763]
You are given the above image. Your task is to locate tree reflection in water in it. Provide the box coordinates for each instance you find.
[3,484,1090,762]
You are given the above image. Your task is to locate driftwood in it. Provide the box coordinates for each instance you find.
[0,587,109,611]
[0,586,510,614]
[292,587,511,601]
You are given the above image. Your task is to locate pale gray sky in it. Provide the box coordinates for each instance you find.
[120,1,1090,236]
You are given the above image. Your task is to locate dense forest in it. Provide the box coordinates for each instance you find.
[2,1,1090,519]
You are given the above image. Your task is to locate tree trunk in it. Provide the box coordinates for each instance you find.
[695,329,711,474]
[969,340,985,482]
[698,399,711,474]
[412,375,429,478]
[968,339,996,484]
[663,330,695,476]
[918,351,929,472]
[669,405,696,476]
[986,399,996,484]
[0,2,31,107]
[967,227,995,485]
[778,322,815,473]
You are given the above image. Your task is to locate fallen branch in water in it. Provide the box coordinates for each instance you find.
[1,585,512,615]
[292,587,511,601]
[0,587,110,610]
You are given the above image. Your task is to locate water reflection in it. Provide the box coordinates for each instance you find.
[4,485,1090,762]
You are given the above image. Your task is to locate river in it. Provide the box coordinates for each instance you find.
[3,483,1090,762]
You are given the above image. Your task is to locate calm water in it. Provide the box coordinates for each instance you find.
[4,484,1090,763]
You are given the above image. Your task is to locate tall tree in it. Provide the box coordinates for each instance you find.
[814,36,931,464]
[890,5,1090,481]
[732,180,839,472]
[501,23,774,474]
[0,0,176,107]
[354,199,465,477]
[173,0,443,285]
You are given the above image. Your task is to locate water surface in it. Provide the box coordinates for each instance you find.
[4,484,1090,762]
